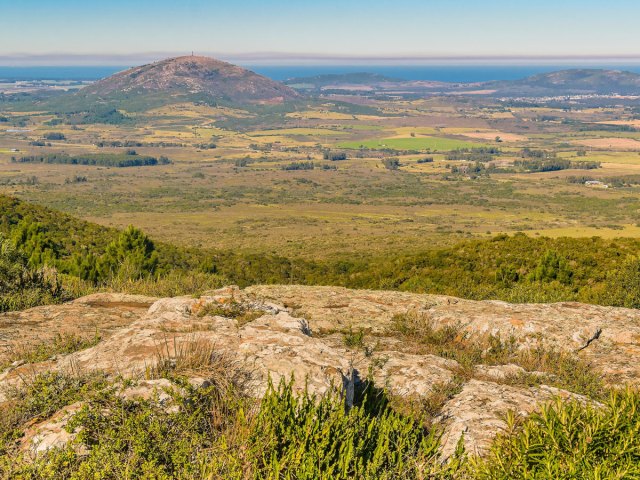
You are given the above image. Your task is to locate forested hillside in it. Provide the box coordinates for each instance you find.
[2,195,639,312]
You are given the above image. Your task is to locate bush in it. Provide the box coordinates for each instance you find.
[474,390,640,478]
[0,235,65,312]
[382,158,400,170]
[282,161,314,171]
[5,378,463,479]
[323,151,348,161]
[43,132,65,141]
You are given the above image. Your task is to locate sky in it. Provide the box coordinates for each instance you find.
[2,0,640,65]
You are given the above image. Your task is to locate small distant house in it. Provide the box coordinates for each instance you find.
[585,180,608,189]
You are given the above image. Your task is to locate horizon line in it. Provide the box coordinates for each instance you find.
[3,52,640,66]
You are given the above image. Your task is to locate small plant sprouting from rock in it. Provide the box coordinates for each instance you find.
[197,300,265,325]
[343,327,366,349]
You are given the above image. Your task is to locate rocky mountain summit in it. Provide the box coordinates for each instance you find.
[1,285,639,459]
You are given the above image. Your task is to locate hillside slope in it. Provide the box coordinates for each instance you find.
[489,69,640,96]
[71,55,300,109]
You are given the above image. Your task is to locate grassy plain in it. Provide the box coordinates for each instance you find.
[2,96,640,261]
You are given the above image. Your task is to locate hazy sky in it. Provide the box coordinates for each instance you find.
[2,0,640,64]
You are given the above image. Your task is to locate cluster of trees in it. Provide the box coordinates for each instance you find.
[8,215,158,285]
[75,108,129,125]
[382,158,400,170]
[196,143,217,150]
[323,151,348,161]
[567,174,640,188]
[234,158,253,168]
[64,175,88,184]
[3,195,640,311]
[446,147,502,162]
[12,153,171,168]
[579,122,637,132]
[95,140,183,148]
[519,148,555,159]
[449,162,488,176]
[43,132,65,141]
[28,141,51,147]
[282,162,314,171]
[514,158,600,173]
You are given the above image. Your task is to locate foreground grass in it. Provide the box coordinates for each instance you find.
[389,312,607,399]
[0,331,101,371]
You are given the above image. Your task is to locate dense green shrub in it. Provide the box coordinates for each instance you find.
[474,390,640,478]
[2,378,463,479]
[98,225,159,280]
[0,236,65,312]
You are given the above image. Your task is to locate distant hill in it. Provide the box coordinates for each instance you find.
[283,68,640,98]
[488,69,640,96]
[67,56,300,110]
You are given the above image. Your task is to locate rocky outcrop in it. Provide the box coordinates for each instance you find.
[2,285,639,457]
[247,285,640,385]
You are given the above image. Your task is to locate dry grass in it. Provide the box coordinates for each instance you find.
[1,331,101,371]
[148,336,254,391]
[574,137,640,149]
[389,312,606,398]
[196,300,266,325]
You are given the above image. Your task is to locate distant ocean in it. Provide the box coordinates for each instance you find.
[3,64,640,83]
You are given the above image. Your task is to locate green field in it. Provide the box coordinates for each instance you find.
[338,136,488,151]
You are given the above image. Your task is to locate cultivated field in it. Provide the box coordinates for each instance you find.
[2,95,640,260]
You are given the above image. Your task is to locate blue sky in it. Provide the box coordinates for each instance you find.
[2,0,639,64]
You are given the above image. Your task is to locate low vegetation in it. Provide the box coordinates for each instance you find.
[0,354,636,478]
[3,195,640,313]
[474,390,640,478]
[12,153,171,168]
[390,312,605,398]
[1,331,101,370]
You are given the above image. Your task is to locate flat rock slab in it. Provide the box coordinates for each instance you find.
[245,285,640,385]
[0,293,156,366]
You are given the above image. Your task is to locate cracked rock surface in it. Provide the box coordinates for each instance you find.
[2,285,638,456]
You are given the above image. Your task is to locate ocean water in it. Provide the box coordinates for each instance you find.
[2,64,640,83]
[249,65,640,83]
[0,66,128,81]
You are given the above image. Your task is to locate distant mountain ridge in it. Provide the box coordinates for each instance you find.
[280,68,640,97]
[488,69,640,96]
[73,55,299,108]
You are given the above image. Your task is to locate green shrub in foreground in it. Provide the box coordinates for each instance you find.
[5,379,463,479]
[3,370,640,479]
[474,389,640,479]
